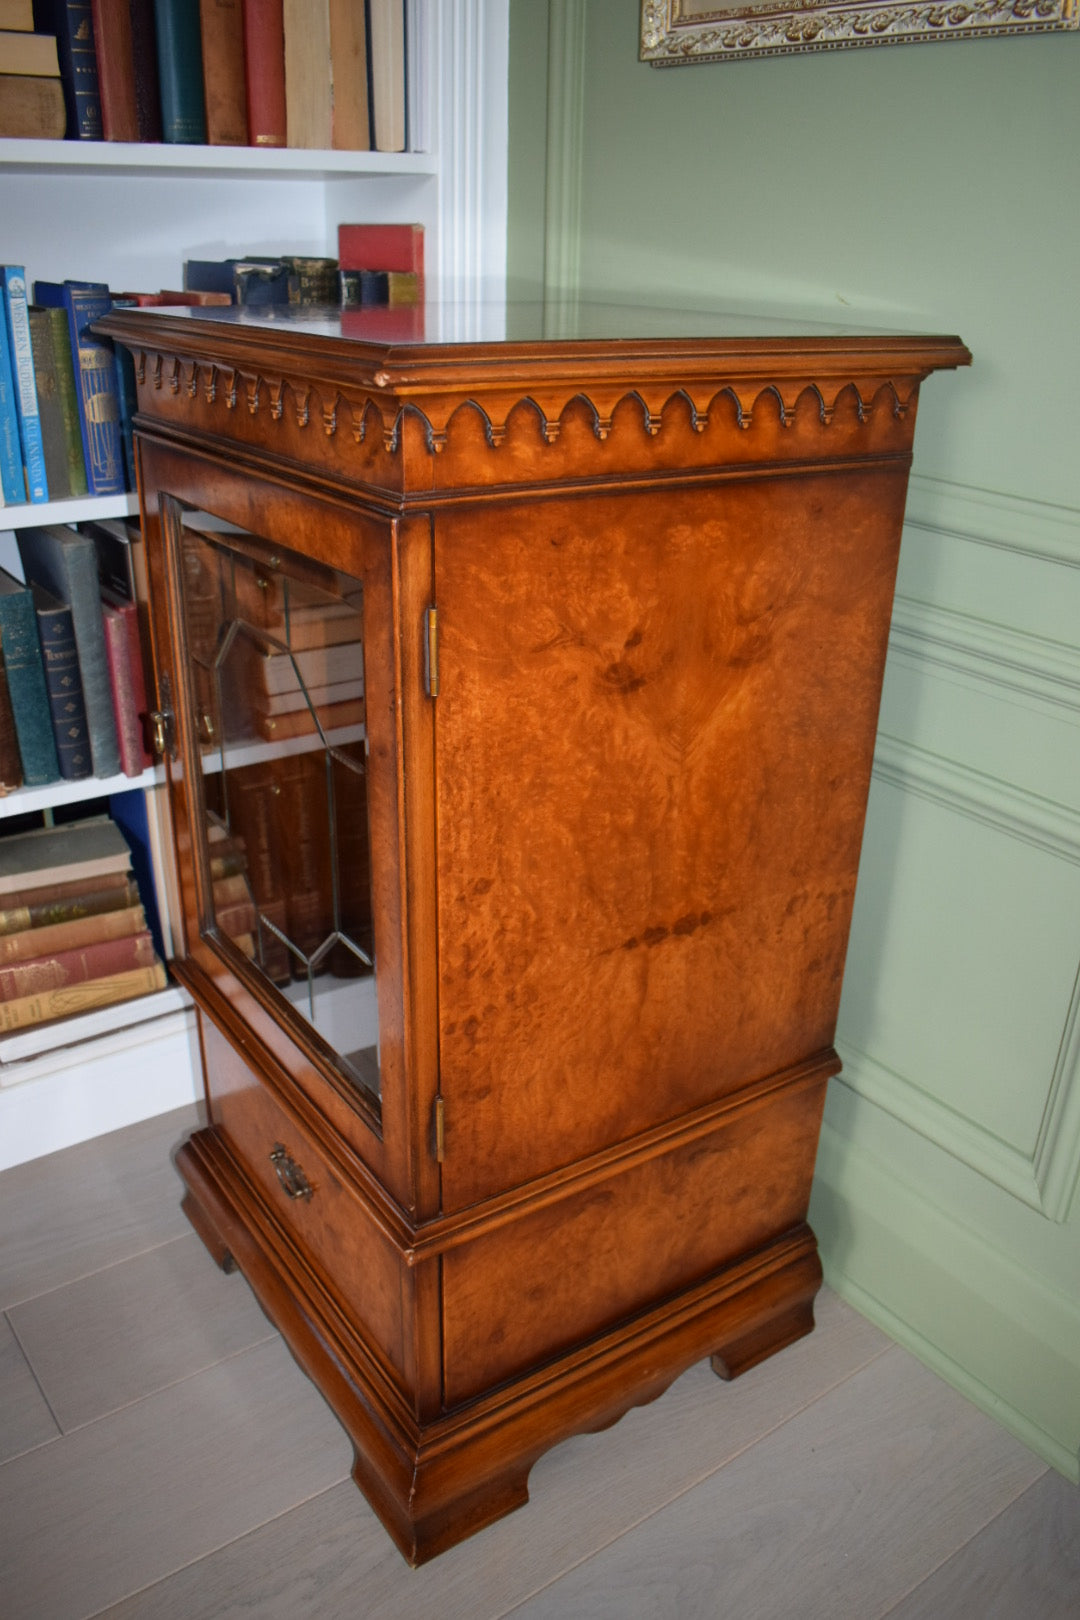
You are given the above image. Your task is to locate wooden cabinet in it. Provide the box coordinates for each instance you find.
[102,302,969,1564]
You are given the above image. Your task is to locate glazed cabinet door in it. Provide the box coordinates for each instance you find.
[137,439,438,1216]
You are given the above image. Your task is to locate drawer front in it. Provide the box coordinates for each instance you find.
[201,1017,408,1386]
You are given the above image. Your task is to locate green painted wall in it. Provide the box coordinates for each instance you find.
[508,1,1080,1476]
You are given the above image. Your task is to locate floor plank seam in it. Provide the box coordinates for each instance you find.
[3,1306,64,1455]
[494,1339,900,1618]
[0,1230,196,1316]
[873,1465,1053,1620]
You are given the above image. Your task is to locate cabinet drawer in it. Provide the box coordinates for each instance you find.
[200,1017,407,1384]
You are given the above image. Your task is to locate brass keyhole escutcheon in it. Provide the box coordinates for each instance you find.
[269,1144,314,1201]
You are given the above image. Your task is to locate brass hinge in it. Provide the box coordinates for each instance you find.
[424,606,439,697]
[433,1096,445,1163]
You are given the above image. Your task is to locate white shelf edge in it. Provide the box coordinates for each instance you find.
[0,139,439,180]
[0,762,166,820]
[0,491,140,530]
[0,982,191,1070]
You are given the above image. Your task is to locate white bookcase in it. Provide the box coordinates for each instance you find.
[0,0,509,1169]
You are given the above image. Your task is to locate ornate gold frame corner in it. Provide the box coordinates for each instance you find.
[640,0,1079,64]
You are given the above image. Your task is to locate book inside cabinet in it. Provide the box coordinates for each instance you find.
[103,302,971,1565]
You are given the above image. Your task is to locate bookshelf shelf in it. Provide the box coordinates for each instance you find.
[0,762,166,821]
[0,139,440,182]
[0,492,141,531]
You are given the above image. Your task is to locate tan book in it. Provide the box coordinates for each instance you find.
[0,28,60,75]
[329,0,369,151]
[283,0,331,149]
[0,70,64,136]
[0,2,34,31]
[256,696,365,741]
[0,961,167,1032]
[0,903,147,965]
[256,677,365,717]
[0,929,157,1002]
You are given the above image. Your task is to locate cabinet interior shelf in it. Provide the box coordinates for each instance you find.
[0,139,439,181]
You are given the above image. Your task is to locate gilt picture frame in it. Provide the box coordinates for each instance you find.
[640,0,1079,64]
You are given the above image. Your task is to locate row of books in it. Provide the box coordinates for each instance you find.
[182,220,425,310]
[0,518,152,792]
[0,0,418,153]
[0,815,167,1032]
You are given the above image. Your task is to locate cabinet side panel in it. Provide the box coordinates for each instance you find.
[434,471,908,1208]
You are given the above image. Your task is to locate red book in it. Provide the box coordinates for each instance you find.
[337,222,424,279]
[91,0,140,142]
[101,594,150,777]
[242,0,285,147]
[0,928,158,1002]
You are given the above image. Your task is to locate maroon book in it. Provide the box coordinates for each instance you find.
[242,0,285,147]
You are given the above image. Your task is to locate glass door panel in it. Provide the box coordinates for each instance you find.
[174,503,379,1103]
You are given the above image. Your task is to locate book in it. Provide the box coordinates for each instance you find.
[283,0,330,149]
[242,0,284,147]
[28,304,88,500]
[337,221,424,292]
[153,0,206,143]
[247,635,361,694]
[404,0,429,153]
[328,0,367,151]
[0,925,157,1000]
[0,568,59,784]
[31,580,92,779]
[0,25,60,73]
[32,0,102,139]
[273,748,331,966]
[101,589,150,776]
[0,266,49,504]
[31,280,125,496]
[0,815,132,895]
[0,70,66,136]
[256,676,364,716]
[0,636,23,793]
[0,281,24,502]
[282,256,338,306]
[183,257,288,305]
[225,758,291,980]
[0,959,167,1030]
[16,523,122,776]
[366,0,404,153]
[0,2,35,27]
[0,900,147,963]
[255,694,364,740]
[128,0,162,140]
[90,0,139,141]
[199,0,246,145]
[0,870,139,933]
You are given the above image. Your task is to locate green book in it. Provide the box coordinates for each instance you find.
[28,304,88,502]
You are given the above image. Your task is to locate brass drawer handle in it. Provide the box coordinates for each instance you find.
[269,1143,314,1201]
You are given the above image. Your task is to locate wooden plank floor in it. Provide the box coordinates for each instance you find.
[1,1106,1077,1619]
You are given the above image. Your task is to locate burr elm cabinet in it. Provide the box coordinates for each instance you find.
[101,303,970,1565]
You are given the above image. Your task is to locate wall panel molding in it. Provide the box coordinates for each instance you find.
[542,0,586,317]
[848,735,1080,1221]
[905,474,1080,568]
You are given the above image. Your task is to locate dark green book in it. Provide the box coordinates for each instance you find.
[0,570,60,787]
[31,582,92,780]
[154,0,207,143]
[28,304,88,502]
[16,525,121,778]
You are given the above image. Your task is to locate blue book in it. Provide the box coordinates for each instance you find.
[0,295,23,504]
[31,582,92,780]
[0,569,60,786]
[32,281,125,496]
[32,0,103,141]
[0,267,49,504]
[16,524,121,779]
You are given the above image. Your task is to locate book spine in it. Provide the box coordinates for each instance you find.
[128,0,162,140]
[46,305,88,496]
[0,873,139,934]
[0,641,24,794]
[0,592,59,785]
[366,0,405,154]
[62,536,122,776]
[0,928,157,1001]
[120,593,152,765]
[101,601,144,776]
[0,288,24,502]
[0,902,147,964]
[199,0,247,145]
[0,73,68,139]
[28,305,72,501]
[0,268,48,502]
[282,0,330,150]
[33,0,103,139]
[91,0,139,141]
[153,0,207,143]
[36,595,92,779]
[0,960,166,1030]
[59,284,125,495]
[242,0,285,147]
[337,221,424,276]
[328,0,369,151]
